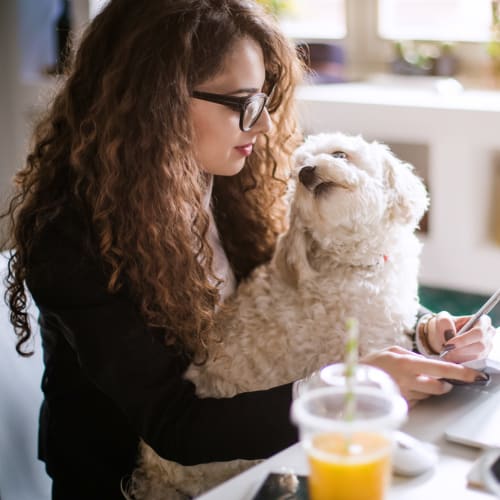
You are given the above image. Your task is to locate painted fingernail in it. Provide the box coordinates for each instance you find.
[444,329,455,341]
[475,373,490,382]
[441,344,456,352]
[440,378,467,385]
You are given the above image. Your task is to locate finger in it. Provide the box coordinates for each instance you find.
[412,375,453,395]
[454,315,470,331]
[439,364,489,383]
[444,328,487,350]
[442,342,489,364]
[477,314,493,329]
[447,353,479,364]
[454,313,492,333]
[385,345,416,355]
[406,397,422,409]
[435,311,455,340]
[406,390,432,403]
[441,321,495,359]
[428,311,455,352]
[402,356,485,383]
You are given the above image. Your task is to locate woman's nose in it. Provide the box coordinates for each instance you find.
[252,107,272,135]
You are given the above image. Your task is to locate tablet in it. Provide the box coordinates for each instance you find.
[445,373,500,448]
[462,358,500,374]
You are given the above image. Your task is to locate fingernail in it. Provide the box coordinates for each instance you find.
[444,329,455,341]
[475,373,490,382]
[441,344,456,352]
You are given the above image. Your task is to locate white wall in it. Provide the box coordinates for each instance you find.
[0,0,18,228]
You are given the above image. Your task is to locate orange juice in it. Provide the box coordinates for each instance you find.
[307,431,392,500]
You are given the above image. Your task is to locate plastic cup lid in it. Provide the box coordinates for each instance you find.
[291,385,408,434]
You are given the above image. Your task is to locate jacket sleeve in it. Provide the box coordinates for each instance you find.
[26,220,298,466]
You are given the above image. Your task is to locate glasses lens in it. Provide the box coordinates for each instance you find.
[242,96,266,131]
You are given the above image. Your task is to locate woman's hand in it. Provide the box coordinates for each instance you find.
[426,311,496,363]
[362,346,489,408]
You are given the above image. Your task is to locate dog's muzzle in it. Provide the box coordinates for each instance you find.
[299,165,332,194]
[298,165,348,196]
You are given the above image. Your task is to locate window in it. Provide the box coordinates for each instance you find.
[279,0,346,40]
[378,0,493,42]
[17,0,55,81]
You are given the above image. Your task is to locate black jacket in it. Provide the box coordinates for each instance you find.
[26,210,297,498]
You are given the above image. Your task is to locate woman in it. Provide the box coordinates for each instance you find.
[3,0,494,498]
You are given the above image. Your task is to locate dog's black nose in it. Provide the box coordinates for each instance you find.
[298,166,317,188]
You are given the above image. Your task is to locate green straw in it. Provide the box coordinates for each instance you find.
[343,318,359,452]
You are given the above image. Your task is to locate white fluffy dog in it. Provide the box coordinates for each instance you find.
[130,132,429,499]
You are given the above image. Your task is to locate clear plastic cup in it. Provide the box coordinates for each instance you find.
[302,363,401,395]
[291,366,408,500]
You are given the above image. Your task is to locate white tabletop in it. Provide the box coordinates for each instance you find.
[198,376,500,500]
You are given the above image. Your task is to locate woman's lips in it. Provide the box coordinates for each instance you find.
[235,143,254,157]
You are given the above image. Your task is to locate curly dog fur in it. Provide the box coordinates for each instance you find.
[129,132,429,499]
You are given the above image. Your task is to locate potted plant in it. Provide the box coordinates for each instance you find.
[488,0,500,75]
[256,0,292,17]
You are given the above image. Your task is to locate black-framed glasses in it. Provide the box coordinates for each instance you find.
[191,90,270,132]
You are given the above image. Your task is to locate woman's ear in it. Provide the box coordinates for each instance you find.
[272,210,315,287]
[382,145,429,227]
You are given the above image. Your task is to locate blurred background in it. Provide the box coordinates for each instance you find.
[2,0,500,295]
[0,1,499,499]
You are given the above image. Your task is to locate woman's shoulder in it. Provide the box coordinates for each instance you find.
[30,205,95,261]
[26,206,107,301]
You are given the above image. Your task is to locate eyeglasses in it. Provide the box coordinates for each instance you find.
[191,90,270,132]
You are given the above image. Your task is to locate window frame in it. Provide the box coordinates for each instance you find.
[281,0,493,82]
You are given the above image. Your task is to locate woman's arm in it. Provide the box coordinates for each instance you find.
[27,217,297,466]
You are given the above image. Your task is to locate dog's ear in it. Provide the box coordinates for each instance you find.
[381,145,429,227]
[272,210,315,287]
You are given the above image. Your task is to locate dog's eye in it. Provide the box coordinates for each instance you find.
[331,151,347,159]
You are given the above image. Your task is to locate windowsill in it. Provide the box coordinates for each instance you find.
[363,72,500,92]
[297,75,500,113]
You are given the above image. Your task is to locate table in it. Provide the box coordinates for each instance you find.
[198,377,499,499]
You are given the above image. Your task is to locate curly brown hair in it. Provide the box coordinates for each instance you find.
[3,0,303,360]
